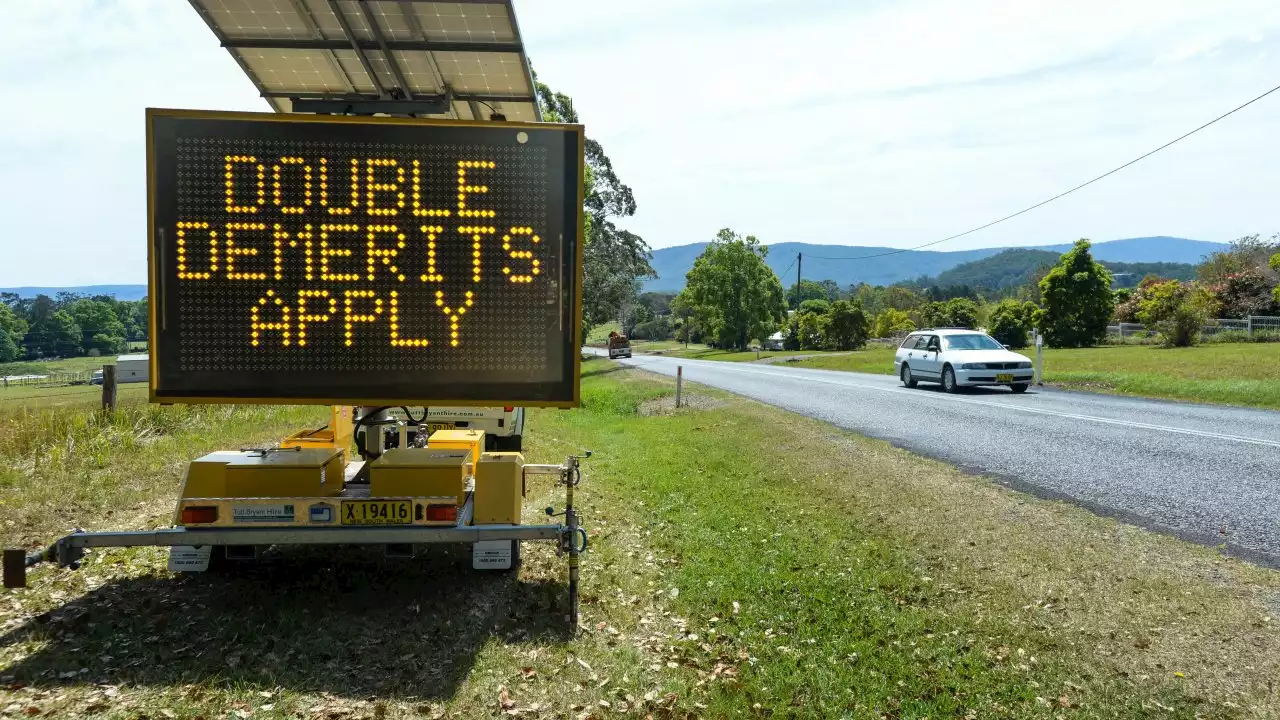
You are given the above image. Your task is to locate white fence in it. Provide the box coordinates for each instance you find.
[1107,315,1280,339]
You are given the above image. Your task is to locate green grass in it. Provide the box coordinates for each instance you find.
[536,362,1280,717]
[585,321,620,345]
[789,342,1280,409]
[637,343,851,363]
[4,360,1280,718]
[0,356,115,377]
[0,382,149,410]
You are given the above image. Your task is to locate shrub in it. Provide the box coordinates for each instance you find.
[819,300,870,350]
[988,300,1039,349]
[1202,329,1280,344]
[1136,280,1214,347]
[871,309,915,339]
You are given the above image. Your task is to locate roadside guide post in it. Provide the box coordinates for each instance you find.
[1035,333,1044,386]
[676,366,683,408]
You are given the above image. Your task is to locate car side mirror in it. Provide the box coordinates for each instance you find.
[1002,344,1010,350]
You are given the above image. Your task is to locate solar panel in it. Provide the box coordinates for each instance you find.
[187,0,541,121]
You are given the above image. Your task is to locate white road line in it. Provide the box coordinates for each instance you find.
[622,356,1280,450]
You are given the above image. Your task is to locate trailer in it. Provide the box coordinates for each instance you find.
[4,0,592,628]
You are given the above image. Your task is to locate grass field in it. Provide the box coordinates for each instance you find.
[585,321,620,345]
[629,342,852,363]
[0,356,113,378]
[789,342,1280,409]
[3,360,1280,717]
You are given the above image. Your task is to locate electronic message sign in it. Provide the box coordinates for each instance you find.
[146,108,583,406]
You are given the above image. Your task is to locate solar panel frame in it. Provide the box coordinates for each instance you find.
[187,0,541,120]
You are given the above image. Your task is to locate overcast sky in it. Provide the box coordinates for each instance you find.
[2,0,1279,286]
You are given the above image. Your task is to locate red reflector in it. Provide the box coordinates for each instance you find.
[180,506,218,524]
[426,504,457,522]
[503,406,513,412]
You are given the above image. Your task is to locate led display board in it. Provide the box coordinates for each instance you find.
[146,108,583,406]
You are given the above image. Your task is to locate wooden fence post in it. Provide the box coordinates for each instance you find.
[101,365,117,412]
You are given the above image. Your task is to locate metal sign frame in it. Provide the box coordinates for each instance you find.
[146,107,584,407]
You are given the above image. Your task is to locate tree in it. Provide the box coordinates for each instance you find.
[0,331,17,363]
[1136,280,1213,347]
[798,298,830,315]
[818,279,842,301]
[1272,252,1280,304]
[786,279,829,308]
[535,72,655,339]
[130,298,149,341]
[67,299,127,354]
[669,294,698,346]
[921,298,979,329]
[32,310,82,358]
[682,229,787,350]
[871,308,915,338]
[0,304,27,356]
[988,299,1039,349]
[1208,268,1279,318]
[1197,234,1280,286]
[1037,239,1114,348]
[820,300,870,350]
[796,310,824,350]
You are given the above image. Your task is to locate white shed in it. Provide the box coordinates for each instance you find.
[115,354,150,383]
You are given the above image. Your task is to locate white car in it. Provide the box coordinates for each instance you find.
[894,328,1034,393]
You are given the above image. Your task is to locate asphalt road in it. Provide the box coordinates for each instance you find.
[587,349,1280,566]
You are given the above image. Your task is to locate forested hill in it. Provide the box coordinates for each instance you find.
[644,236,1223,292]
[915,248,1198,290]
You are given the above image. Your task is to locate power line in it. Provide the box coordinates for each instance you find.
[778,254,798,281]
[806,81,1280,262]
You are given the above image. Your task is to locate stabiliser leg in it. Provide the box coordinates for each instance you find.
[560,452,590,629]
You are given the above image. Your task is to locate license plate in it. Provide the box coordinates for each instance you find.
[341,500,412,525]
[996,373,1014,383]
[425,423,452,434]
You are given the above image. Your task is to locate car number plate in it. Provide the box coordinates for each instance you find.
[996,373,1014,383]
[425,423,452,434]
[341,500,412,525]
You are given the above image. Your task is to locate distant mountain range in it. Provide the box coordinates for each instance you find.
[644,236,1225,292]
[0,236,1226,299]
[923,248,1199,291]
[0,284,148,301]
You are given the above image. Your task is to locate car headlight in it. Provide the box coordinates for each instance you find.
[1017,361,1033,369]
[961,363,983,370]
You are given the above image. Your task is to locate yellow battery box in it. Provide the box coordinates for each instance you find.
[223,448,346,497]
[426,428,485,464]
[473,452,526,525]
[370,447,472,504]
[178,450,245,498]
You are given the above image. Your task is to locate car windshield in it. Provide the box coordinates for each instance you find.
[943,334,1004,351]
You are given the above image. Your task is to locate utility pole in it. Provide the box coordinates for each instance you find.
[795,252,802,310]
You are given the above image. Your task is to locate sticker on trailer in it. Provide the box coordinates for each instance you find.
[168,545,211,572]
[473,540,513,570]
[232,504,296,523]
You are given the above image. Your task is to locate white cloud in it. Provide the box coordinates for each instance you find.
[1,0,1279,285]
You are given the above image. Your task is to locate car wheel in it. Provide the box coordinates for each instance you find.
[942,365,960,393]
[1010,383,1029,394]
[900,364,918,388]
